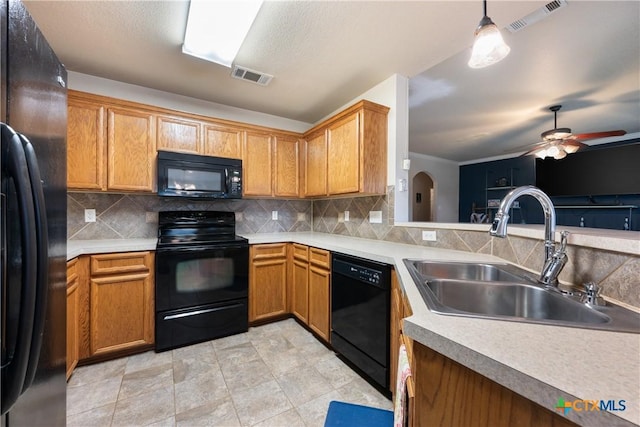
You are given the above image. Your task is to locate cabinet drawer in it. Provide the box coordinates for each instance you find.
[67,258,79,286]
[291,243,309,261]
[309,247,330,269]
[90,252,151,276]
[251,243,287,260]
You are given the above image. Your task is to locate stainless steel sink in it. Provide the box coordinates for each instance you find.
[403,260,640,333]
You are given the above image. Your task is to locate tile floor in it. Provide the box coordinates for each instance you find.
[67,319,392,426]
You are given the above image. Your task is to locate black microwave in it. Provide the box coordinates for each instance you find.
[157,151,242,199]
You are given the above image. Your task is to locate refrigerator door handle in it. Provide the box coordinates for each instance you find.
[19,134,49,392]
[0,124,38,416]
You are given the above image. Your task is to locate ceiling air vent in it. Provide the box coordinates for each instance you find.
[507,0,568,33]
[231,65,273,86]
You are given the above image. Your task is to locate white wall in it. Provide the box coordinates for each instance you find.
[408,152,459,222]
[68,71,311,132]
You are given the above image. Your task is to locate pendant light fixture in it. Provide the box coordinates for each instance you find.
[468,0,511,69]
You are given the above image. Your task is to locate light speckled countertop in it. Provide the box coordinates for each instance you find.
[68,233,640,426]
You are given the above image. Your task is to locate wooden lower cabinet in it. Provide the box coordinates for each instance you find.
[288,244,331,342]
[249,244,288,322]
[66,259,80,380]
[80,252,155,361]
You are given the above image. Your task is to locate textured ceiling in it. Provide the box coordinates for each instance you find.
[23,1,639,162]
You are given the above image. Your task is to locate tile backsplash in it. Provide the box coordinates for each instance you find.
[68,187,639,308]
[67,193,312,240]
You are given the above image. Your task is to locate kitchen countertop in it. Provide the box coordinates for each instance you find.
[67,232,640,426]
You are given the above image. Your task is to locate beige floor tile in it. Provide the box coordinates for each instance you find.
[175,396,241,427]
[174,368,230,414]
[314,356,359,389]
[252,408,306,427]
[67,319,392,426]
[125,349,173,374]
[276,368,334,407]
[173,356,220,384]
[220,357,275,394]
[65,403,115,427]
[294,390,343,427]
[230,379,293,426]
[112,385,175,426]
[67,376,122,416]
[67,358,126,388]
[118,363,174,400]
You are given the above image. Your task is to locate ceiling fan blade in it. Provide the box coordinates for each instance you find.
[572,130,626,140]
[562,140,588,148]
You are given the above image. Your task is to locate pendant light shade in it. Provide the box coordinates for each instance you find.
[468,1,511,69]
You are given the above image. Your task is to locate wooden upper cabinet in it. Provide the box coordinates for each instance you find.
[327,113,360,195]
[274,135,300,197]
[304,130,328,197]
[107,107,156,192]
[305,100,389,197]
[156,115,201,154]
[67,98,107,190]
[203,123,243,159]
[243,131,273,196]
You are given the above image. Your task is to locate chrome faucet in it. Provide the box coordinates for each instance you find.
[489,185,568,287]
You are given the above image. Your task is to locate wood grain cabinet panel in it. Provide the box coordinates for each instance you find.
[88,252,154,358]
[304,131,328,197]
[327,113,360,195]
[274,135,300,197]
[157,115,201,154]
[412,342,578,427]
[308,263,331,342]
[66,259,80,380]
[203,123,244,159]
[249,244,288,322]
[243,131,273,196]
[107,107,156,192]
[67,98,106,190]
[291,258,309,323]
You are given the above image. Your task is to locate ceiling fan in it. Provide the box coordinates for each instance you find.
[522,105,626,159]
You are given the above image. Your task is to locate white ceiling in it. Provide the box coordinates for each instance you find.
[24,1,640,163]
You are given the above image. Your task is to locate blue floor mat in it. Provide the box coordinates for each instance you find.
[324,401,393,427]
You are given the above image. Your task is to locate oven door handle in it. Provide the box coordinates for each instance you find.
[163,303,245,320]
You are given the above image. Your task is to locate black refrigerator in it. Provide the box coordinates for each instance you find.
[1,0,67,425]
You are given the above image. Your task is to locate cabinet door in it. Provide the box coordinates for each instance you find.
[107,107,156,192]
[250,244,287,322]
[66,259,80,380]
[67,98,106,190]
[157,115,201,154]
[304,131,327,197]
[390,272,401,393]
[327,112,360,194]
[308,265,331,342]
[243,131,273,196]
[291,259,309,323]
[89,252,154,356]
[274,135,300,197]
[203,123,243,159]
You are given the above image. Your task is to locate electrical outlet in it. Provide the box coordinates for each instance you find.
[271,210,278,220]
[344,211,350,222]
[369,211,382,224]
[422,230,437,241]
[84,209,96,223]
[145,212,157,223]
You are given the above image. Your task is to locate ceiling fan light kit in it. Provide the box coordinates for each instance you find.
[523,104,627,159]
[468,0,511,69]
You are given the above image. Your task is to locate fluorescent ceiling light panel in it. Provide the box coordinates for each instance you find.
[182,0,263,68]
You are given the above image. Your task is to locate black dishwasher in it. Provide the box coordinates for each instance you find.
[331,253,391,391]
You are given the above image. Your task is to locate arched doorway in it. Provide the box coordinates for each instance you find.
[412,172,434,222]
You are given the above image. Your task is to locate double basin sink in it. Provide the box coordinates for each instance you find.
[403,260,640,333]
